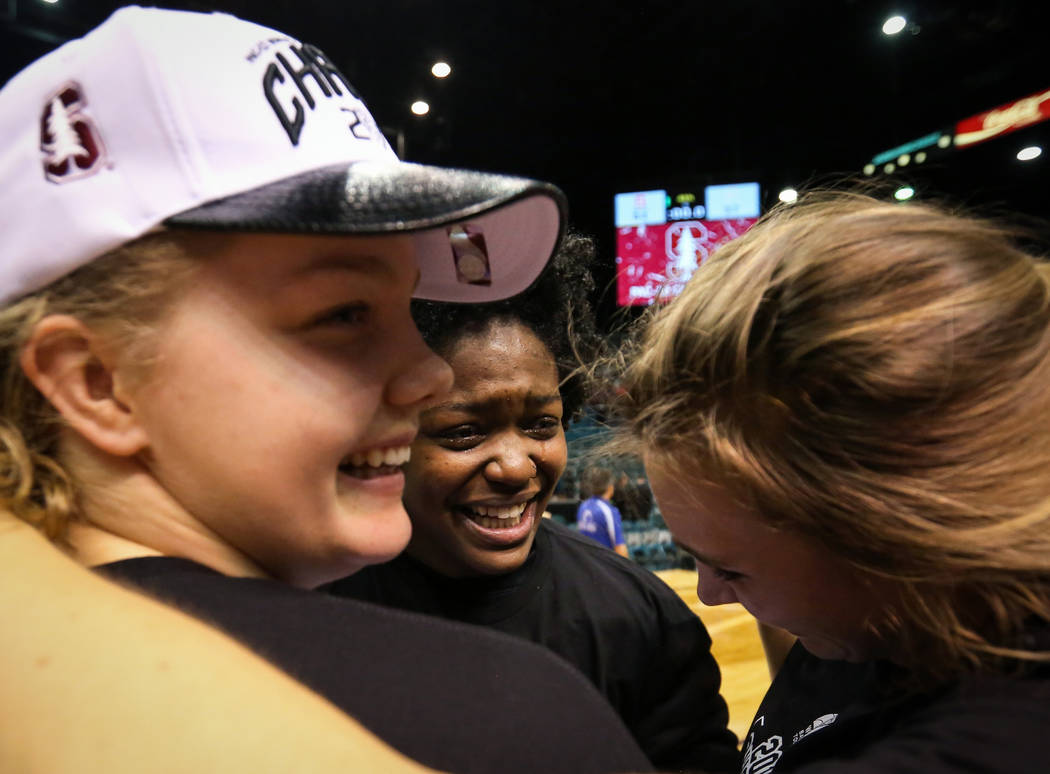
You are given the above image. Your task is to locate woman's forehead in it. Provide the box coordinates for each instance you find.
[447,321,554,367]
[205,232,417,281]
[427,325,557,406]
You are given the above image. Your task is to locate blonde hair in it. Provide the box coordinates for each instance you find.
[610,191,1050,679]
[0,233,206,541]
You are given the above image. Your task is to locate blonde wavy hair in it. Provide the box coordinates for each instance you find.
[0,233,206,542]
[609,191,1050,680]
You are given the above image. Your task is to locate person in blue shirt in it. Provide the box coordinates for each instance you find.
[576,466,629,557]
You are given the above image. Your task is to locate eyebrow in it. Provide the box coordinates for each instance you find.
[424,392,563,416]
[673,539,734,571]
[291,253,415,285]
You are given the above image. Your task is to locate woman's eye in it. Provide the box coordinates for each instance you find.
[313,303,369,328]
[435,425,484,449]
[525,416,562,438]
[713,567,743,582]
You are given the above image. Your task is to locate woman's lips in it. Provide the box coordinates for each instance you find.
[336,444,412,493]
[457,499,538,545]
[336,466,406,498]
[340,444,412,470]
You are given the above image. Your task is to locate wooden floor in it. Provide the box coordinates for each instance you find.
[654,569,771,742]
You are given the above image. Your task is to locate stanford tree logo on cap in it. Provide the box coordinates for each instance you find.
[40,82,106,184]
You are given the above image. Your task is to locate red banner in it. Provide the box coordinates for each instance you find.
[955,87,1050,148]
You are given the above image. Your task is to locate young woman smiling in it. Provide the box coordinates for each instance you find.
[328,235,741,774]
[0,9,652,774]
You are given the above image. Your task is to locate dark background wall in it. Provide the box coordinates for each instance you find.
[5,0,1047,330]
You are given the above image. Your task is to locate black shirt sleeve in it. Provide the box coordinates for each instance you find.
[628,592,741,773]
[98,556,655,774]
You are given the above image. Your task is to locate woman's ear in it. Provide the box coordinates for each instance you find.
[20,315,149,457]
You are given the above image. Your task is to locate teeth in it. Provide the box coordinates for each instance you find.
[469,503,527,520]
[462,502,530,529]
[343,445,411,468]
[475,514,523,529]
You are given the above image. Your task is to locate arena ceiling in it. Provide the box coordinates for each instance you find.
[4,0,1047,323]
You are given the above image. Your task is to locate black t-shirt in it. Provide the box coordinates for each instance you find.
[741,634,1050,773]
[97,556,653,774]
[328,519,741,773]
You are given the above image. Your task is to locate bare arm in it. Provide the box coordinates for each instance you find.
[0,514,441,774]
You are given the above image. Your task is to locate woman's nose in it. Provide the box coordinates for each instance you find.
[483,442,538,486]
[385,330,454,409]
[696,568,737,607]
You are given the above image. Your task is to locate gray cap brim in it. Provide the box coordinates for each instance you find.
[165,160,567,303]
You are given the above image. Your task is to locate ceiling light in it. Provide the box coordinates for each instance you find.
[431,62,451,78]
[915,151,927,163]
[778,188,798,204]
[882,15,906,35]
[883,162,896,173]
[1017,145,1043,161]
[40,0,60,3]
[863,163,876,175]
[411,100,430,116]
[897,153,910,166]
[894,186,915,201]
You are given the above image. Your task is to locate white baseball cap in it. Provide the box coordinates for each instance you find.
[0,6,567,305]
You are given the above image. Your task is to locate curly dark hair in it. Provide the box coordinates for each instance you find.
[411,231,602,425]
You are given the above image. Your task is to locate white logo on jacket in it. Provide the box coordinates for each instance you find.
[741,711,838,773]
[792,713,838,743]
[742,723,782,774]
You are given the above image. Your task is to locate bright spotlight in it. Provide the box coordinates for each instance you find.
[41,0,60,4]
[863,163,876,176]
[431,62,451,78]
[411,100,430,116]
[882,15,906,35]
[778,188,798,204]
[915,151,927,163]
[894,186,915,201]
[1017,146,1043,161]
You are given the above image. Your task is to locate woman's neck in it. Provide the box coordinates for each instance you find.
[65,521,164,566]
[61,435,269,580]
